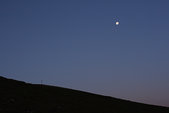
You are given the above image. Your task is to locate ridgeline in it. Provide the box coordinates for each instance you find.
[0,76,169,113]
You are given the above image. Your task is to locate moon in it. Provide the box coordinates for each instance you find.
[112,18,120,31]
[115,21,119,25]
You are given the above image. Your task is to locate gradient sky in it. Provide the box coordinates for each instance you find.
[0,0,169,107]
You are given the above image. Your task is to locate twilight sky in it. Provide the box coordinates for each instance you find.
[0,0,169,107]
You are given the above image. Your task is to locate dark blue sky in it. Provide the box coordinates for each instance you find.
[1,0,169,107]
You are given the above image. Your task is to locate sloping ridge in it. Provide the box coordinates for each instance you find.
[0,76,169,113]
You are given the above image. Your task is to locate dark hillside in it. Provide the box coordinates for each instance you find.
[0,76,169,113]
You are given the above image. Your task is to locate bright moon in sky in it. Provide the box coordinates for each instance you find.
[116,21,119,25]
[112,18,120,31]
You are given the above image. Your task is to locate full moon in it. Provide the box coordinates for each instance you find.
[116,21,119,25]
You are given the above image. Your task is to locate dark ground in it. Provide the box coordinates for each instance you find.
[0,76,169,113]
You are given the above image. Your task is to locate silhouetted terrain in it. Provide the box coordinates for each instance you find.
[0,76,169,113]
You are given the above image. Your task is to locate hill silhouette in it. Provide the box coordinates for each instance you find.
[0,76,169,113]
